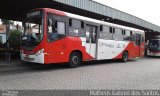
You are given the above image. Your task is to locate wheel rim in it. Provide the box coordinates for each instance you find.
[72,56,79,65]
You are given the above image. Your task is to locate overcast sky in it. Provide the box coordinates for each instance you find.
[94,0,160,26]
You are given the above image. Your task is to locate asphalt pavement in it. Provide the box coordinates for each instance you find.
[0,56,160,90]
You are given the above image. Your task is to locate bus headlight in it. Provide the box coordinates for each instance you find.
[36,49,44,56]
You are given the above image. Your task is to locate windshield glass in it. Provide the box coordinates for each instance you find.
[149,40,160,47]
[148,40,160,51]
[21,16,43,48]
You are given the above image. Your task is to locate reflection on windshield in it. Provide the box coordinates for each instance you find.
[149,40,160,47]
[21,17,43,48]
[148,40,160,51]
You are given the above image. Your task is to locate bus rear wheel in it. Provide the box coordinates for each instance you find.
[122,51,128,62]
[68,52,82,68]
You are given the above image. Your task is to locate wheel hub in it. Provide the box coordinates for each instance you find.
[72,56,79,64]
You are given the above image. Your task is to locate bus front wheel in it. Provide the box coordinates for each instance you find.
[68,52,82,68]
[122,51,128,62]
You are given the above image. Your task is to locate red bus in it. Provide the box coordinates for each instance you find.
[21,8,145,67]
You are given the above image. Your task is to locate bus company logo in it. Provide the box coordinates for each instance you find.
[99,42,114,48]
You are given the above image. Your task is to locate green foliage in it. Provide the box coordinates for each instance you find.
[1,19,14,25]
[9,29,21,49]
[1,19,10,25]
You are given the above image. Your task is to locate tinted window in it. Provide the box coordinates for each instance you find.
[124,30,132,41]
[47,19,66,42]
[21,16,43,47]
[72,19,81,28]
[68,19,85,37]
[99,26,112,40]
[91,26,97,43]
[148,40,160,51]
[86,26,90,43]
[149,40,160,47]
[113,28,123,41]
[57,22,65,34]
[142,36,145,42]
[86,25,97,43]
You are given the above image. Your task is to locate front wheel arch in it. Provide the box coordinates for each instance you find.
[68,50,83,68]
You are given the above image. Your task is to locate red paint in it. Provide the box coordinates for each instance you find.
[113,42,145,59]
[31,8,66,16]
[44,36,93,64]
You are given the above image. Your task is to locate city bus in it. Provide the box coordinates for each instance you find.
[20,8,145,68]
[146,38,160,56]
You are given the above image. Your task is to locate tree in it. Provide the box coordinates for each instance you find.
[1,19,14,25]
[1,19,10,25]
[9,29,21,50]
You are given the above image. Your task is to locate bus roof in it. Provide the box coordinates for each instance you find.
[65,12,144,34]
[41,8,144,34]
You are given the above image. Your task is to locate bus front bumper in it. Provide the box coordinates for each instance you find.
[147,52,160,56]
[21,52,44,64]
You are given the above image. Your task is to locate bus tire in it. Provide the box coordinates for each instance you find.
[144,48,148,56]
[122,51,128,62]
[68,52,81,68]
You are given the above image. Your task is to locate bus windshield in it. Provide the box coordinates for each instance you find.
[21,14,43,49]
[148,40,160,51]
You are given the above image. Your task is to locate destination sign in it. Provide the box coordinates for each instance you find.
[27,11,41,17]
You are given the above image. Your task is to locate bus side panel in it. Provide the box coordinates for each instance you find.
[65,36,94,61]
[44,36,94,64]
[113,42,136,59]
[97,39,135,60]
[114,42,145,59]
[44,37,67,64]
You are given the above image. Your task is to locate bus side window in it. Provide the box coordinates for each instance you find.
[57,22,65,35]
[109,27,113,39]
[69,19,72,26]
[124,30,132,41]
[142,36,145,42]
[113,28,123,41]
[47,15,66,42]
[48,19,57,34]
[133,33,141,46]
[91,26,97,43]
[68,19,85,37]
[86,26,90,43]
[99,25,112,40]
[109,27,112,33]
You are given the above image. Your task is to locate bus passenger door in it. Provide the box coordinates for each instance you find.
[134,33,141,57]
[85,25,97,59]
